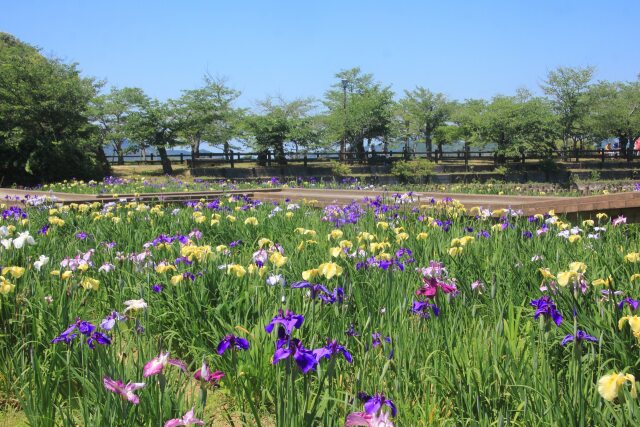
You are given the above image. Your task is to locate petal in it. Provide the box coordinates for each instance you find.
[217,339,230,355]
[163,419,183,427]
[272,348,291,365]
[168,359,188,373]
[345,412,372,426]
[363,398,381,415]
[143,357,164,377]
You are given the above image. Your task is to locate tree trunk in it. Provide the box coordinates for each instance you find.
[275,142,287,165]
[158,147,173,174]
[223,141,230,160]
[425,127,433,159]
[114,141,125,165]
[191,134,201,159]
[95,145,111,175]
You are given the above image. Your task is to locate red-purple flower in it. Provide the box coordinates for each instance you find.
[193,361,225,384]
[216,334,250,355]
[103,377,145,405]
[416,276,458,298]
[265,309,305,335]
[143,352,188,377]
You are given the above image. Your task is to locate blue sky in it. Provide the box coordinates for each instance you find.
[2,0,639,108]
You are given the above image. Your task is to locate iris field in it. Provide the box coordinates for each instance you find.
[1,189,640,426]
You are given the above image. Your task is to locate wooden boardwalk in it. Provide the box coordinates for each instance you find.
[2,187,639,221]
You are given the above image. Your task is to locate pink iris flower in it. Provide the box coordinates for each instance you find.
[164,407,205,427]
[103,377,145,404]
[143,352,188,377]
[345,411,394,426]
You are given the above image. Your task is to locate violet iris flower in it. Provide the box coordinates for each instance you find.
[51,318,111,349]
[411,301,440,319]
[143,352,188,377]
[100,311,126,331]
[346,324,359,337]
[313,339,353,363]
[290,281,344,304]
[618,298,639,311]
[361,393,397,417]
[265,309,305,335]
[217,334,250,355]
[561,330,598,346]
[103,377,145,405]
[272,338,318,373]
[530,295,563,326]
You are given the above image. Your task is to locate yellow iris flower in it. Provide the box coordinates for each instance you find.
[598,372,637,401]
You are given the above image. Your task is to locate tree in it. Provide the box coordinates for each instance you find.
[242,97,317,164]
[173,76,241,159]
[324,68,395,160]
[0,32,105,184]
[451,99,488,147]
[127,98,181,174]
[399,87,451,157]
[586,80,640,156]
[90,86,147,165]
[542,66,595,151]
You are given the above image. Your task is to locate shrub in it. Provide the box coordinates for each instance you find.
[329,160,352,177]
[391,159,435,183]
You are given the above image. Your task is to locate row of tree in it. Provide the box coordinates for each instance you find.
[1,31,639,184]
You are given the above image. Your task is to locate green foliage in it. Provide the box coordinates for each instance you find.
[0,32,105,184]
[3,191,640,425]
[328,160,352,177]
[390,158,435,182]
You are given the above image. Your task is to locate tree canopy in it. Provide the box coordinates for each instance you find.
[0,32,106,184]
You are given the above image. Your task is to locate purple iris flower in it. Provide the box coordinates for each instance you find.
[522,231,533,239]
[530,295,563,326]
[361,393,397,417]
[272,338,317,373]
[229,240,242,248]
[51,318,111,349]
[313,339,353,363]
[618,298,639,311]
[313,340,353,363]
[411,301,440,318]
[291,281,344,304]
[87,332,111,349]
[75,232,88,240]
[477,230,490,238]
[265,309,305,335]
[561,330,598,346]
[151,283,163,293]
[370,333,394,359]
[217,334,250,355]
[38,224,50,235]
[100,311,126,330]
[51,324,78,344]
[346,324,359,337]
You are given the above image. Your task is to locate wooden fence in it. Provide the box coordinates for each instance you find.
[107,147,639,168]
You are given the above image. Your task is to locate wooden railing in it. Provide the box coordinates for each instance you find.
[107,148,639,168]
